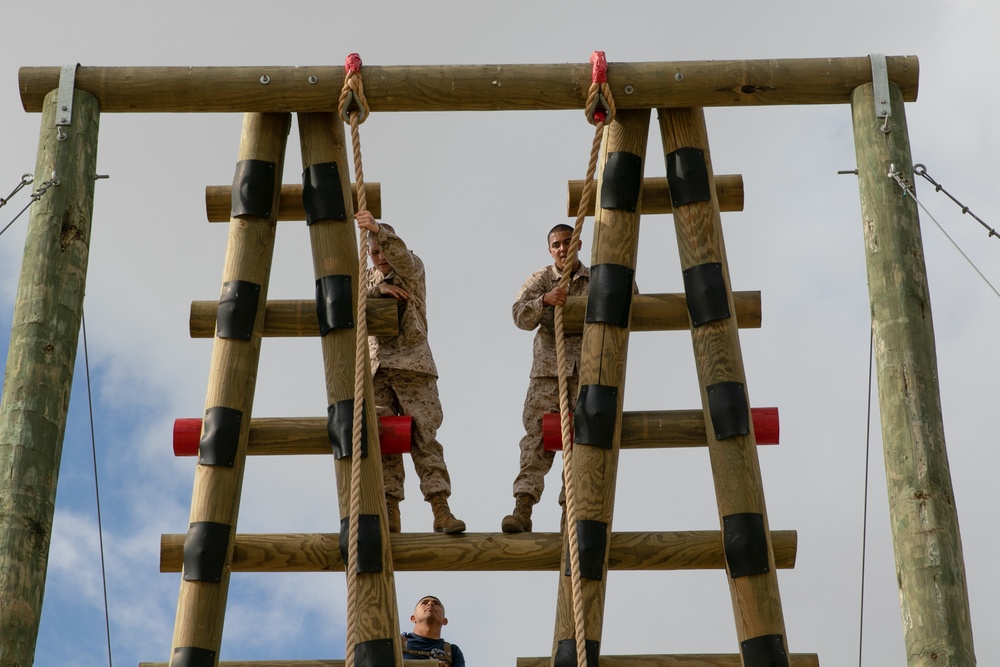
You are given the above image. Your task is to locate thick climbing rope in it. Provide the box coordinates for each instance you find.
[557,50,616,667]
[338,52,372,667]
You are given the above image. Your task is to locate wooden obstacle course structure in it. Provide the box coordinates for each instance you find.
[0,54,978,667]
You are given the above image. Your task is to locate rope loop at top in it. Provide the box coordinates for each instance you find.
[339,53,370,125]
[585,50,616,125]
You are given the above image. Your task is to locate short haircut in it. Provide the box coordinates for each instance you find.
[548,223,573,242]
[380,222,396,235]
[415,595,444,613]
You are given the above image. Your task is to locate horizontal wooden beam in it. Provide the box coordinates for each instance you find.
[140,661,432,667]
[205,183,381,222]
[172,408,778,457]
[517,654,820,667]
[19,57,918,113]
[189,291,761,339]
[568,175,743,216]
[190,298,399,338]
[160,530,797,573]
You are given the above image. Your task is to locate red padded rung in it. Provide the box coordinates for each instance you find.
[171,415,413,456]
[542,407,780,451]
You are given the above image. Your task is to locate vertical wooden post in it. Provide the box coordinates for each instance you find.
[552,108,649,664]
[297,112,402,665]
[169,112,290,666]
[0,87,100,667]
[852,81,976,666]
[657,107,789,659]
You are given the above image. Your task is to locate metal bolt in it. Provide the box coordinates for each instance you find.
[307,75,318,85]
[61,105,68,111]
[675,72,684,81]
[260,75,271,85]
[624,84,634,95]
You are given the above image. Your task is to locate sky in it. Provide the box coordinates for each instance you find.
[1,2,998,666]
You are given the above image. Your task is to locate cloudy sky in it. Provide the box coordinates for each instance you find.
[2,2,998,666]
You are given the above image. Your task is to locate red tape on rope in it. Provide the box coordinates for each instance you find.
[590,51,608,83]
[345,53,362,74]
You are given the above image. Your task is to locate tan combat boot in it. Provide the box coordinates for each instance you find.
[501,493,534,533]
[429,493,466,534]
[386,497,401,533]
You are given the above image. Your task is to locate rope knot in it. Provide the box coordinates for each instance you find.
[584,50,616,126]
[340,53,370,124]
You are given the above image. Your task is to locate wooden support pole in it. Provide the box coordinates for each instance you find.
[169,112,290,664]
[188,291,761,339]
[298,112,402,663]
[19,57,918,113]
[171,408,778,457]
[852,81,975,666]
[658,108,789,656]
[553,108,650,660]
[568,175,743,216]
[0,87,100,667]
[159,530,799,573]
[205,183,381,222]
[189,298,400,338]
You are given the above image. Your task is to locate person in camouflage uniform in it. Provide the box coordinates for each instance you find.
[357,210,465,534]
[502,223,589,533]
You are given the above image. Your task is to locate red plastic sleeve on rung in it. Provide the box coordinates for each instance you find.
[590,51,608,83]
[542,407,780,451]
[378,415,413,455]
[345,53,362,74]
[173,418,202,457]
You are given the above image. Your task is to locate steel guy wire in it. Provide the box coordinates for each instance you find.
[0,174,60,239]
[912,163,998,240]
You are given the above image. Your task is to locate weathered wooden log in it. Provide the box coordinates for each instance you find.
[169,112,291,663]
[189,298,400,338]
[659,107,788,653]
[0,88,100,667]
[159,530,798,573]
[188,291,760,339]
[170,408,779,457]
[853,81,975,665]
[20,57,918,113]
[517,655,820,667]
[568,175,743,216]
[205,183,381,222]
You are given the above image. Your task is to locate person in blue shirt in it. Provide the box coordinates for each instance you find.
[401,595,466,666]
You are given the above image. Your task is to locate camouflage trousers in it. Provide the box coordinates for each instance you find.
[512,375,578,504]
[373,368,452,502]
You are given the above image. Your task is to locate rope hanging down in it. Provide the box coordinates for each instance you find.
[557,50,616,667]
[339,52,372,667]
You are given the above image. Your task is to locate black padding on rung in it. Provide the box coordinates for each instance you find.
[563,519,608,581]
[339,515,383,574]
[554,638,600,667]
[302,162,347,225]
[665,146,712,207]
[683,262,731,327]
[170,646,216,667]
[327,399,369,460]
[216,280,261,341]
[600,151,642,212]
[585,263,634,328]
[183,521,231,583]
[199,406,242,468]
[741,634,789,667]
[706,381,750,440]
[574,384,618,449]
[231,159,276,219]
[316,274,354,335]
[723,512,771,578]
[355,638,395,667]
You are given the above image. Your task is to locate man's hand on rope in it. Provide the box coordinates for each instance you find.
[543,286,569,307]
[356,209,380,234]
[378,282,410,301]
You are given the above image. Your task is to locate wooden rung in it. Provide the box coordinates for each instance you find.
[205,183,381,222]
[159,530,797,573]
[140,661,432,667]
[516,654,820,667]
[568,175,743,216]
[189,298,400,338]
[20,57,919,113]
[170,407,777,458]
[189,291,761,339]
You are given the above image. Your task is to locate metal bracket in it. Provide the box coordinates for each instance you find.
[869,53,891,132]
[56,63,79,140]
